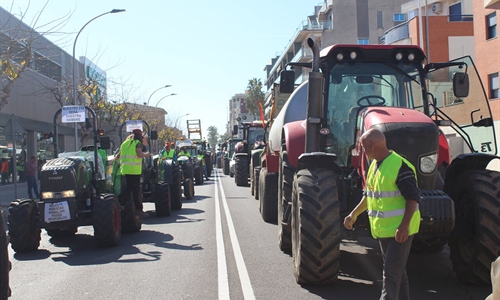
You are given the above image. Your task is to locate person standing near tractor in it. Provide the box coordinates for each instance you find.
[344,128,421,300]
[178,147,190,158]
[159,142,176,161]
[1,158,8,185]
[115,129,151,218]
[25,156,40,199]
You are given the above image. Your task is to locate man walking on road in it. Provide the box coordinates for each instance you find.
[344,128,421,300]
[25,156,40,199]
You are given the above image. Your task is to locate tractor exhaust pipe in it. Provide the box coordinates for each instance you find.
[305,38,323,153]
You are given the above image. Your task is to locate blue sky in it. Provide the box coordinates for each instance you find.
[1,0,320,137]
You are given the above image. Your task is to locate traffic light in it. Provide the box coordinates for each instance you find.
[98,129,105,136]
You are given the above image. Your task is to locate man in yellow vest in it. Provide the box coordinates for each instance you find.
[116,129,151,218]
[178,147,190,158]
[160,142,176,161]
[197,150,208,180]
[344,128,420,300]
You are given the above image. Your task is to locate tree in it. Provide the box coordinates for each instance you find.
[207,126,218,150]
[245,78,265,117]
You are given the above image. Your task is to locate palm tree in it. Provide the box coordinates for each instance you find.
[245,78,265,117]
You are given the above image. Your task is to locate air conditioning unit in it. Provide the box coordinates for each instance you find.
[431,2,443,14]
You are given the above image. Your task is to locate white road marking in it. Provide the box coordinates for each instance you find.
[215,170,230,300]
[216,169,256,300]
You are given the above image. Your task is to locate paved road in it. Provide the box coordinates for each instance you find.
[3,169,493,299]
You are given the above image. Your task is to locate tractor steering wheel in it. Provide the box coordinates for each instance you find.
[356,95,386,107]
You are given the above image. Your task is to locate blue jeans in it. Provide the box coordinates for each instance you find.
[379,235,414,300]
[26,176,40,199]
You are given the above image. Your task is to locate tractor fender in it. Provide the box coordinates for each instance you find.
[296,152,342,174]
[444,153,500,194]
[235,152,248,158]
[282,120,306,168]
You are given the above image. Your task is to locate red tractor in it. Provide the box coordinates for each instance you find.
[261,38,500,285]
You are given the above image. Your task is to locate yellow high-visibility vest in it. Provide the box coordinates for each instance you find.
[366,151,421,239]
[119,139,142,175]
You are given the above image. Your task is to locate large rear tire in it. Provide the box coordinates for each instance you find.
[0,207,11,299]
[278,149,294,254]
[153,182,171,217]
[93,194,121,247]
[8,199,41,253]
[223,157,230,175]
[259,167,278,223]
[195,165,203,185]
[184,178,195,200]
[254,166,261,200]
[292,168,340,285]
[235,155,249,186]
[216,156,222,168]
[170,164,182,210]
[449,169,500,285]
[119,192,142,233]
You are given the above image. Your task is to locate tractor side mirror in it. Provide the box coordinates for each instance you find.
[100,136,111,150]
[232,125,238,135]
[280,70,295,93]
[453,72,469,98]
[150,131,158,140]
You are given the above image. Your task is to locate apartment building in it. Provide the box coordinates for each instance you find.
[0,7,106,162]
[263,0,410,95]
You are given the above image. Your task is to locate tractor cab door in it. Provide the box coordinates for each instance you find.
[426,56,497,157]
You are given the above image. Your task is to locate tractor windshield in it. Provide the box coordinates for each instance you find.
[427,56,497,155]
[324,60,424,166]
[248,128,265,150]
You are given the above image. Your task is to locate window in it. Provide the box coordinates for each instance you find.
[377,11,383,28]
[487,13,497,40]
[489,73,499,99]
[358,39,369,45]
[394,14,405,22]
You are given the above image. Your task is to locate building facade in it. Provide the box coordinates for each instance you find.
[0,7,104,165]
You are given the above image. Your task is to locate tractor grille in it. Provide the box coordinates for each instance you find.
[40,157,79,193]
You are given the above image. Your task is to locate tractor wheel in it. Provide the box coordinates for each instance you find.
[259,167,278,223]
[93,194,121,247]
[292,168,340,285]
[223,157,230,175]
[46,227,77,238]
[449,169,500,285]
[216,156,222,168]
[250,159,254,195]
[0,208,11,299]
[411,237,447,253]
[235,155,249,187]
[278,150,294,254]
[119,192,142,233]
[153,182,171,217]
[8,199,41,253]
[170,164,183,210]
[184,178,195,200]
[195,166,203,185]
[254,167,261,200]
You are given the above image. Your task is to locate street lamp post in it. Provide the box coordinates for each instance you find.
[147,84,172,106]
[175,113,190,137]
[155,93,177,108]
[72,8,126,150]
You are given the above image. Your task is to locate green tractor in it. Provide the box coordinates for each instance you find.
[232,121,266,187]
[109,120,171,233]
[222,138,242,176]
[8,106,121,253]
[175,139,196,199]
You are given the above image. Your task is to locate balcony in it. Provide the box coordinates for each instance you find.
[383,21,410,45]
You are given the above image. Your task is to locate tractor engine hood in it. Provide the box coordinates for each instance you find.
[362,107,440,189]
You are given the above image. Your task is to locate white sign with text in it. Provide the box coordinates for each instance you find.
[62,106,86,123]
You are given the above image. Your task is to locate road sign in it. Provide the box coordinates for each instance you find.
[4,114,25,141]
[62,105,86,123]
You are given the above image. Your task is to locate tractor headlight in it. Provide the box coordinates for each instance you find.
[41,192,54,199]
[61,190,75,198]
[420,153,438,174]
